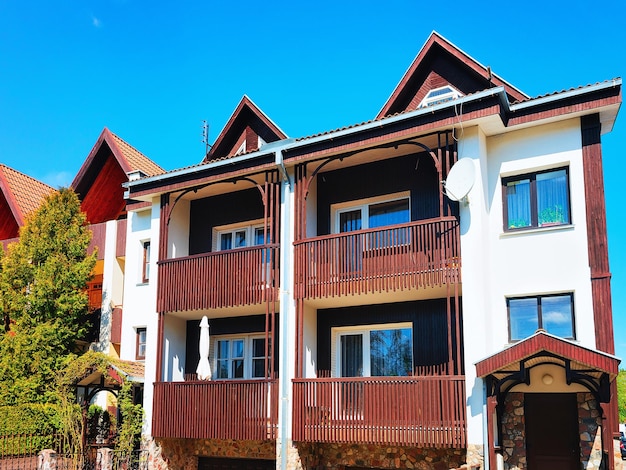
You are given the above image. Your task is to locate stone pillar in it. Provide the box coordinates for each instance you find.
[97,447,114,470]
[37,449,58,470]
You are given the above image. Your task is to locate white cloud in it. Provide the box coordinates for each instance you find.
[543,310,570,325]
[92,16,102,28]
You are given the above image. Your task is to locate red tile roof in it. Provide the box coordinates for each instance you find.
[0,164,55,225]
[109,131,165,177]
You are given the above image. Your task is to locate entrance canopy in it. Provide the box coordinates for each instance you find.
[476,330,620,402]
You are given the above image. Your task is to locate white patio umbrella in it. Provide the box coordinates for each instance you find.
[196,316,212,380]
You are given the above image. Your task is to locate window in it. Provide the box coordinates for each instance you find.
[508,293,575,341]
[141,241,151,283]
[214,220,269,251]
[332,192,410,234]
[136,328,147,360]
[216,335,270,379]
[419,86,462,108]
[334,323,413,377]
[503,167,570,231]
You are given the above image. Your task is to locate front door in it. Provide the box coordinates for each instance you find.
[525,393,580,470]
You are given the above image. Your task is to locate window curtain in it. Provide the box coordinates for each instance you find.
[537,170,569,224]
[506,180,531,227]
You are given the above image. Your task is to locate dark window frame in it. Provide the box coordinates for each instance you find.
[136,327,147,360]
[502,166,571,232]
[507,293,575,342]
[141,241,151,283]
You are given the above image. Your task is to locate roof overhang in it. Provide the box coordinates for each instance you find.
[124,79,621,202]
[476,331,620,402]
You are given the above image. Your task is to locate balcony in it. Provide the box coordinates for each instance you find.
[152,379,278,440]
[294,217,460,299]
[292,375,466,447]
[157,245,279,313]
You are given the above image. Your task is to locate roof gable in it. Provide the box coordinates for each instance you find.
[72,128,165,224]
[0,164,55,239]
[203,95,288,163]
[475,331,619,379]
[377,31,528,119]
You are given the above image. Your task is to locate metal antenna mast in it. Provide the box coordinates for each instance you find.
[201,120,212,156]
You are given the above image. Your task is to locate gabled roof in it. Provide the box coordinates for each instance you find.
[0,164,55,240]
[377,31,529,119]
[203,95,288,163]
[475,330,619,380]
[72,128,165,224]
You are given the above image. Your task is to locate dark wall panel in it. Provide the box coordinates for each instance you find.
[189,188,264,255]
[317,298,451,371]
[316,153,439,235]
[185,314,279,375]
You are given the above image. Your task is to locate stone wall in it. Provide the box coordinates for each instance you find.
[501,392,525,470]
[293,442,468,470]
[144,437,276,470]
[499,392,606,470]
[577,392,603,470]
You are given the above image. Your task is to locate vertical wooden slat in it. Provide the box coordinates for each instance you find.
[293,217,460,300]
[292,375,466,447]
[153,379,278,441]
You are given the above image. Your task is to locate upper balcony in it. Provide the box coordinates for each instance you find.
[294,216,459,300]
[157,244,279,312]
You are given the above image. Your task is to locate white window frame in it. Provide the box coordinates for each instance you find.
[419,85,463,108]
[213,219,269,252]
[213,333,270,380]
[331,322,413,377]
[330,191,410,234]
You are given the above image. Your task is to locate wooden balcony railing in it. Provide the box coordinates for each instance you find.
[157,245,279,312]
[293,375,466,447]
[294,217,460,299]
[152,379,278,440]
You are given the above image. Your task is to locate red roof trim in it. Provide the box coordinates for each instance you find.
[204,95,287,162]
[72,128,131,190]
[0,167,24,225]
[475,331,619,378]
[377,31,528,119]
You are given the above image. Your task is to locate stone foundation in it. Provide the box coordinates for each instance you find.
[294,442,467,470]
[144,437,276,470]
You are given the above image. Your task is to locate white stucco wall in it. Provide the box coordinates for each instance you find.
[460,118,596,450]
[121,202,161,435]
[168,198,190,258]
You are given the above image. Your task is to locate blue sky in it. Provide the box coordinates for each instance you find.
[1,1,624,359]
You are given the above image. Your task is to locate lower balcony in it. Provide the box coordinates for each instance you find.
[294,217,460,299]
[292,375,466,447]
[157,245,279,312]
[152,379,278,441]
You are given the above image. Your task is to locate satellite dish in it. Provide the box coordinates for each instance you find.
[444,158,475,202]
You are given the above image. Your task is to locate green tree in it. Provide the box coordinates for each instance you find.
[618,369,626,423]
[0,188,96,406]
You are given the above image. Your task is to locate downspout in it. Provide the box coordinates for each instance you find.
[276,147,293,470]
[276,149,291,188]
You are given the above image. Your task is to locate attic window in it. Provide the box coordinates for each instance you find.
[419,86,462,108]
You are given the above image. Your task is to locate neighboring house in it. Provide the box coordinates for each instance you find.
[72,127,165,358]
[122,33,622,470]
[0,164,55,249]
